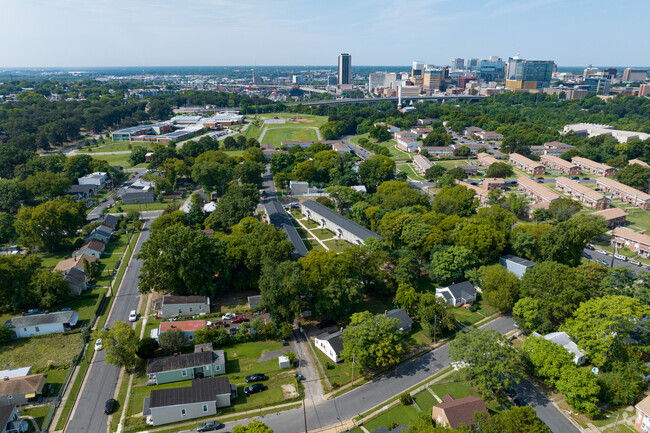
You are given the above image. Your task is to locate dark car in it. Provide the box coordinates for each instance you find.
[245,374,267,383]
[244,383,264,396]
[585,244,595,250]
[536,177,545,180]
[104,398,116,415]
[196,421,223,432]
[582,252,592,260]
[316,319,336,329]
[24,309,46,316]
[582,177,590,180]
[570,176,579,180]
[231,315,247,324]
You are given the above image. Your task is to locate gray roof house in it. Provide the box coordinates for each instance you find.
[542,332,586,365]
[64,267,88,296]
[435,281,477,307]
[72,239,105,259]
[146,344,225,385]
[102,214,120,230]
[122,189,155,205]
[499,254,535,279]
[84,224,113,244]
[0,405,21,433]
[314,331,344,363]
[300,200,382,245]
[7,311,79,339]
[160,295,210,319]
[144,377,233,426]
[67,184,99,199]
[385,309,413,333]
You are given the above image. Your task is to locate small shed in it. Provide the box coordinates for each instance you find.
[278,356,291,369]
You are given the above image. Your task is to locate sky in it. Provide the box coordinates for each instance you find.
[2,0,648,67]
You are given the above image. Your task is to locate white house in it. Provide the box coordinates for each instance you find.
[78,172,110,187]
[435,281,477,307]
[542,332,586,365]
[8,311,79,338]
[314,331,343,363]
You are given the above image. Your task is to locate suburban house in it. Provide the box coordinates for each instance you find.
[78,172,110,187]
[144,377,234,426]
[572,157,617,177]
[66,184,99,199]
[499,255,534,279]
[431,395,487,429]
[517,177,560,204]
[0,405,21,433]
[122,189,155,205]
[420,146,454,157]
[417,118,437,126]
[384,309,413,333]
[7,311,79,338]
[540,155,581,175]
[84,224,113,244]
[159,295,210,319]
[146,343,226,385]
[300,200,383,245]
[635,394,650,432]
[435,281,477,307]
[477,153,499,167]
[72,239,105,259]
[152,320,207,343]
[555,177,609,209]
[54,254,96,276]
[0,374,46,406]
[540,332,585,365]
[592,207,628,228]
[596,177,650,210]
[64,267,88,296]
[610,227,650,258]
[509,153,546,175]
[314,331,343,363]
[102,214,120,230]
[412,154,433,175]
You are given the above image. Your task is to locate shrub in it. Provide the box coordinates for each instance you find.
[325,362,334,370]
[399,392,413,405]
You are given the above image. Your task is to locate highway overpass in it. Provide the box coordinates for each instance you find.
[286,94,485,107]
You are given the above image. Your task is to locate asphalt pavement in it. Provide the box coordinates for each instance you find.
[224,316,523,433]
[514,379,581,433]
[584,247,649,274]
[65,218,154,433]
[342,135,371,160]
[86,170,147,221]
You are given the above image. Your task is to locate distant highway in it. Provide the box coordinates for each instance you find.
[286,94,485,107]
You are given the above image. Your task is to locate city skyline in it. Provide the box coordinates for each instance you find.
[1,0,648,68]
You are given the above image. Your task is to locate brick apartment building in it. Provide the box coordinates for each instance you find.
[610,227,650,258]
[477,153,500,167]
[517,177,560,204]
[555,177,609,209]
[572,157,617,177]
[540,155,581,175]
[596,177,650,210]
[591,207,627,228]
[509,153,546,175]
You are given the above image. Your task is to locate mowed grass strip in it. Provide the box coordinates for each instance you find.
[261,127,318,147]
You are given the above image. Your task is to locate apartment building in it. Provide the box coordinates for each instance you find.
[596,177,650,210]
[555,178,609,209]
[540,155,581,175]
[410,127,432,138]
[591,208,627,228]
[457,181,489,207]
[412,154,433,175]
[474,131,503,141]
[543,141,575,156]
[509,153,546,175]
[421,147,454,157]
[483,178,506,190]
[451,144,485,154]
[572,157,617,177]
[629,159,649,168]
[477,153,499,167]
[610,227,650,258]
[517,177,560,204]
[395,131,420,153]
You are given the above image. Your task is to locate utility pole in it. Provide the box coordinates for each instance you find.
[302,385,307,433]
[433,314,438,346]
[351,353,355,387]
[612,413,619,433]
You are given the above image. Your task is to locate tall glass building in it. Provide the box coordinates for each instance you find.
[338,53,352,85]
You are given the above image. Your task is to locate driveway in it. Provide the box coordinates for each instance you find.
[514,379,581,433]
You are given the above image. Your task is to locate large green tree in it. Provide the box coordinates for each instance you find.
[204,184,259,230]
[615,163,650,190]
[358,155,396,190]
[22,171,71,200]
[431,185,478,217]
[95,321,139,371]
[427,246,480,285]
[14,197,85,251]
[258,260,303,323]
[539,215,607,266]
[232,420,273,433]
[474,407,550,433]
[478,264,521,313]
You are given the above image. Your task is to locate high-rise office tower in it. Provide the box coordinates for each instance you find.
[468,58,478,70]
[452,58,465,71]
[506,59,555,89]
[622,68,648,81]
[338,53,352,85]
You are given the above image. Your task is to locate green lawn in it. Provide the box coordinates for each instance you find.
[41,367,70,397]
[451,300,497,327]
[88,152,147,168]
[303,238,325,251]
[404,323,432,348]
[311,228,335,240]
[261,127,318,147]
[110,200,181,213]
[260,112,328,127]
[310,339,363,389]
[323,239,353,252]
[300,218,320,230]
[79,140,148,153]
[362,404,421,431]
[413,389,439,413]
[625,208,650,233]
[0,332,82,370]
[21,405,52,429]
[398,163,427,182]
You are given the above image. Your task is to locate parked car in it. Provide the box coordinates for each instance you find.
[585,244,595,250]
[596,249,609,255]
[221,313,235,320]
[245,374,267,383]
[196,421,223,432]
[128,310,138,322]
[59,307,72,312]
[104,398,116,415]
[95,338,103,351]
[536,177,545,180]
[571,176,580,180]
[630,260,641,266]
[597,259,609,266]
[582,252,592,260]
[212,320,225,327]
[316,319,336,329]
[231,315,247,324]
[24,309,46,316]
[614,254,628,261]
[244,383,264,396]
[582,177,590,180]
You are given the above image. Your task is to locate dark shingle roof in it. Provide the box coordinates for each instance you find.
[149,377,231,408]
[316,331,344,353]
[64,268,87,287]
[78,239,105,253]
[385,309,413,330]
[9,311,78,328]
[94,225,113,235]
[123,191,154,200]
[146,350,224,374]
[103,214,119,228]
[435,396,487,428]
[0,405,15,428]
[301,200,382,241]
[163,295,208,306]
[264,197,307,257]
[500,254,535,267]
[446,281,476,300]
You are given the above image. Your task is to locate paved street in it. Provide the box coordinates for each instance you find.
[514,379,581,433]
[342,135,371,160]
[223,316,527,433]
[584,247,649,274]
[86,170,147,221]
[65,218,154,433]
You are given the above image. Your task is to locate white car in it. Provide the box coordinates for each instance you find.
[94,338,103,351]
[222,313,235,320]
[128,310,137,322]
[596,249,609,255]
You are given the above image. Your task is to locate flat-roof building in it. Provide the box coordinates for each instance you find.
[563,123,650,144]
[540,155,581,175]
[555,177,609,209]
[509,153,546,175]
[596,177,650,210]
[572,157,617,177]
[517,176,560,204]
[421,147,454,157]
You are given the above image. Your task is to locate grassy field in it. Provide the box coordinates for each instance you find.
[110,200,181,213]
[262,127,318,147]
[88,152,147,168]
[451,301,497,327]
[362,404,421,431]
[21,405,52,429]
[303,238,325,251]
[79,140,148,153]
[323,239,353,252]
[310,339,363,389]
[311,228,335,240]
[0,332,82,369]
[397,163,426,182]
[260,113,328,127]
